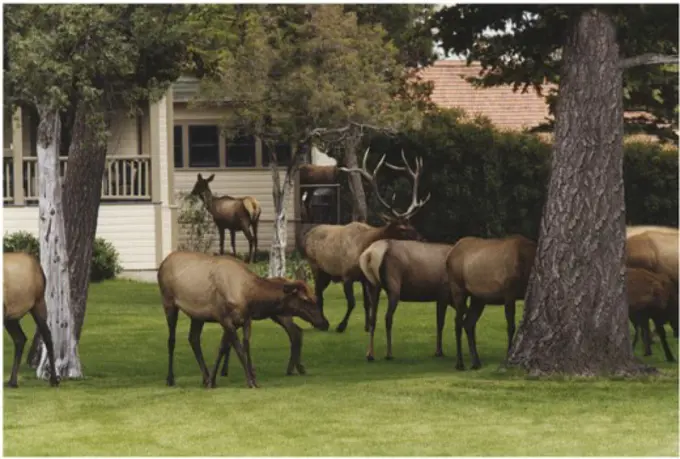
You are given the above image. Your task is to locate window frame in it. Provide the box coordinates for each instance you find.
[187,124,221,168]
[225,134,257,168]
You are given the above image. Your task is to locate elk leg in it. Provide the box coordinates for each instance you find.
[630,318,640,352]
[242,225,255,264]
[218,228,226,256]
[640,318,652,356]
[313,269,331,319]
[336,281,356,333]
[229,229,237,257]
[242,319,256,379]
[26,330,41,368]
[384,291,400,360]
[271,315,305,375]
[504,299,517,354]
[251,219,259,260]
[30,307,60,387]
[219,320,257,388]
[188,318,210,387]
[164,302,179,386]
[435,300,447,357]
[464,297,486,370]
[365,282,380,361]
[362,281,372,332]
[4,319,26,388]
[211,331,229,388]
[454,300,468,371]
[219,341,232,377]
[653,315,675,362]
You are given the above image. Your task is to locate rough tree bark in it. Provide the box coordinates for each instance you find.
[268,147,300,278]
[35,107,83,380]
[342,138,368,223]
[506,9,647,376]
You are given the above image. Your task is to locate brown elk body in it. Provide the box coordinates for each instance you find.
[359,239,455,361]
[446,235,537,370]
[157,251,329,388]
[3,252,59,388]
[626,225,678,239]
[301,148,430,333]
[190,173,262,263]
[626,229,679,338]
[626,267,676,362]
[299,164,339,185]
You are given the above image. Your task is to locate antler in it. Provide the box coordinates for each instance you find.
[338,148,431,220]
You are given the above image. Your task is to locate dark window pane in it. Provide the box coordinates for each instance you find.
[173,125,183,168]
[262,142,292,167]
[188,125,219,168]
[226,135,256,167]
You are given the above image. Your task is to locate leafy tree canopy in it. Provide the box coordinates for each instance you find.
[431,5,679,142]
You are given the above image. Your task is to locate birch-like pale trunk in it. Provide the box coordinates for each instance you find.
[35,107,83,380]
[268,162,296,278]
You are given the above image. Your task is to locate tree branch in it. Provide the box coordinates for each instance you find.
[620,53,678,69]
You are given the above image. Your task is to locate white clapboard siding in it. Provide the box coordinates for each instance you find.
[174,169,298,254]
[3,204,157,271]
[107,113,139,157]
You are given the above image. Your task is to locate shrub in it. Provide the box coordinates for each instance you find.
[3,231,122,282]
[176,191,215,253]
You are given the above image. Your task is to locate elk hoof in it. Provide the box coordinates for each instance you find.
[364,325,370,333]
[166,377,175,387]
[644,351,652,357]
[4,381,18,389]
[385,355,394,361]
[49,378,60,387]
[434,350,444,358]
[455,363,465,371]
[366,355,375,362]
[335,323,347,333]
[471,362,482,370]
[296,364,306,375]
[220,369,228,377]
[247,381,259,389]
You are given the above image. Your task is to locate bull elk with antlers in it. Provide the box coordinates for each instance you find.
[190,173,262,263]
[300,148,431,333]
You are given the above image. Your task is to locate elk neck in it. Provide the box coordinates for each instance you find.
[246,277,287,319]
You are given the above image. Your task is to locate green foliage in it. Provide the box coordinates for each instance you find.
[431,5,679,143]
[367,109,678,241]
[176,192,215,253]
[3,231,122,282]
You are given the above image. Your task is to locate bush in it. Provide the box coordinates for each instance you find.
[176,191,215,253]
[365,108,677,242]
[3,231,122,282]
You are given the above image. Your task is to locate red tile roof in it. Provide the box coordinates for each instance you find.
[419,60,554,131]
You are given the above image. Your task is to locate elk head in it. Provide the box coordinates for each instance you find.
[280,280,330,331]
[190,173,215,203]
[339,148,430,241]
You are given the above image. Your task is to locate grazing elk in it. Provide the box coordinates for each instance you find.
[626,225,678,239]
[359,239,456,361]
[157,251,329,389]
[626,229,679,339]
[190,173,262,263]
[301,148,430,333]
[445,235,537,370]
[626,267,676,362]
[3,252,59,388]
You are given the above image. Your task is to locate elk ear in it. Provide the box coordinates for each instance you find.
[283,282,299,295]
[207,174,215,182]
[197,173,203,181]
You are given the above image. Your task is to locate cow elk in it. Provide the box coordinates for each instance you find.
[190,173,262,263]
[3,252,59,388]
[157,251,329,389]
[301,148,430,333]
[358,239,456,361]
[445,235,537,370]
[626,267,676,362]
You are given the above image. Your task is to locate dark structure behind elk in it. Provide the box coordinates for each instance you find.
[300,149,430,333]
[3,252,59,388]
[445,235,537,370]
[359,239,456,361]
[157,251,329,389]
[299,164,342,225]
[190,173,262,263]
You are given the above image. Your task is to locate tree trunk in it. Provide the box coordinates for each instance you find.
[268,156,297,278]
[506,9,647,376]
[62,103,109,341]
[343,138,368,223]
[35,107,83,380]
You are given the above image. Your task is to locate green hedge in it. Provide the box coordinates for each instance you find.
[3,231,123,282]
[364,109,678,242]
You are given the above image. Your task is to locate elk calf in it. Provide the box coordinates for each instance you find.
[359,239,455,361]
[3,252,59,388]
[626,267,675,362]
[446,235,537,370]
[157,251,329,389]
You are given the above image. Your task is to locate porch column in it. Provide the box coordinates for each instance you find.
[12,107,24,205]
[149,90,176,267]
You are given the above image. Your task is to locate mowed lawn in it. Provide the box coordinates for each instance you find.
[3,278,678,456]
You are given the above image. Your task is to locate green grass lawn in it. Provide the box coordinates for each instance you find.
[4,279,679,456]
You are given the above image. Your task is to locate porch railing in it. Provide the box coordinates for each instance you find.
[3,155,152,204]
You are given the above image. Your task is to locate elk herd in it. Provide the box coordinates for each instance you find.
[3,150,679,389]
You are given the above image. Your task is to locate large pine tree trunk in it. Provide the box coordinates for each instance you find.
[62,103,109,341]
[35,107,83,380]
[507,9,646,376]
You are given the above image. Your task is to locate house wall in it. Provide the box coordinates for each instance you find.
[3,204,158,271]
[174,169,297,254]
[107,112,141,156]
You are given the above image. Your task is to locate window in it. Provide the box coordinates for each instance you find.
[262,142,293,167]
[173,126,183,168]
[226,135,256,167]
[188,125,219,168]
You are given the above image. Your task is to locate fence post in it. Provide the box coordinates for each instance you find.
[12,107,24,206]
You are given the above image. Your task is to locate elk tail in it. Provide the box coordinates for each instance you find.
[243,197,261,224]
[359,240,389,287]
